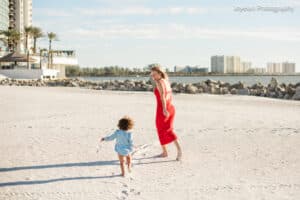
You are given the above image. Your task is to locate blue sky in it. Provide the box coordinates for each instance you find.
[33,0,300,71]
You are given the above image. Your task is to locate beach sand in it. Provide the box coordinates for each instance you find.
[0,86,299,200]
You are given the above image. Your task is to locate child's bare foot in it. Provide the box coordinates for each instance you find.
[127,164,132,173]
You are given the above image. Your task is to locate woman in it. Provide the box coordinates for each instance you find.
[150,65,182,161]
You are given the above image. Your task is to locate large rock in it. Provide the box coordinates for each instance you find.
[286,85,296,96]
[250,82,264,90]
[230,88,237,95]
[236,88,250,95]
[292,86,300,100]
[185,84,198,94]
[268,77,278,91]
[230,81,245,90]
[220,87,229,94]
[205,79,218,85]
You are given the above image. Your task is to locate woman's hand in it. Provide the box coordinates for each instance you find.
[163,108,169,117]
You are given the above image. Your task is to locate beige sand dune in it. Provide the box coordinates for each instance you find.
[0,86,299,200]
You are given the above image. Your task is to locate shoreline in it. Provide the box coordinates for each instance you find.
[1,77,300,101]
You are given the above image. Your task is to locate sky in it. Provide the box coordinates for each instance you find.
[33,0,300,71]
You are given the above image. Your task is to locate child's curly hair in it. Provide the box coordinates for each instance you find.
[118,116,134,131]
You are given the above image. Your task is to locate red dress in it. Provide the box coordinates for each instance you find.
[154,79,177,145]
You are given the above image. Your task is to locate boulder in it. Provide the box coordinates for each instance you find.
[286,85,296,96]
[220,87,229,94]
[205,79,218,85]
[250,82,264,90]
[230,88,237,95]
[268,77,278,91]
[185,84,198,94]
[70,81,79,87]
[292,86,300,100]
[236,88,249,95]
[230,81,245,90]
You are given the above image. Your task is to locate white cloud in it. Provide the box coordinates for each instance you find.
[35,8,72,17]
[67,24,300,41]
[71,6,208,17]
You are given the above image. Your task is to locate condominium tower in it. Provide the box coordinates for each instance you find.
[0,0,9,30]
[211,55,241,73]
[7,0,33,53]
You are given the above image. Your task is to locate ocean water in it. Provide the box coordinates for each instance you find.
[82,75,300,86]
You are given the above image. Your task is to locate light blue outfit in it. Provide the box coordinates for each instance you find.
[104,129,133,156]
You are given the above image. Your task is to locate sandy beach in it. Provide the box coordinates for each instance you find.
[0,86,300,200]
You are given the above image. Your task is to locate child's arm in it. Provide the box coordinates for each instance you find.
[101,130,118,142]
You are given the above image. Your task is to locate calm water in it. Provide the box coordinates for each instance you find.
[82,75,300,86]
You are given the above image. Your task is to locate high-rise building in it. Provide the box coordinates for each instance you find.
[16,0,33,53]
[241,62,252,73]
[0,0,9,30]
[211,55,226,73]
[281,62,296,74]
[0,0,9,55]
[211,55,241,73]
[252,67,266,74]
[267,63,282,74]
[7,0,33,53]
[8,0,16,30]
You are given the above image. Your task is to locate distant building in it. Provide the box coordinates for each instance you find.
[281,62,296,74]
[241,62,252,73]
[174,65,208,73]
[31,50,79,78]
[267,63,282,74]
[211,55,241,73]
[251,67,266,74]
[211,56,226,73]
[174,65,185,72]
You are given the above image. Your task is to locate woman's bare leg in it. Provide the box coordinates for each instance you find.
[118,154,126,176]
[174,140,182,161]
[126,155,132,172]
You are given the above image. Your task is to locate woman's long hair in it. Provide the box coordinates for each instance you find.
[151,65,169,80]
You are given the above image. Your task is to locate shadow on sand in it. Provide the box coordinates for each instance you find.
[0,157,177,187]
[0,175,121,187]
[0,160,120,172]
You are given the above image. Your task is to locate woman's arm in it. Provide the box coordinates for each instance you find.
[156,80,169,117]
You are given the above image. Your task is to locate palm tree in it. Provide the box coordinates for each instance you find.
[0,29,21,52]
[47,32,57,69]
[24,26,33,52]
[24,26,33,69]
[31,27,44,54]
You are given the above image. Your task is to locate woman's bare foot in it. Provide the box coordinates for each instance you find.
[157,152,168,158]
[176,151,182,161]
